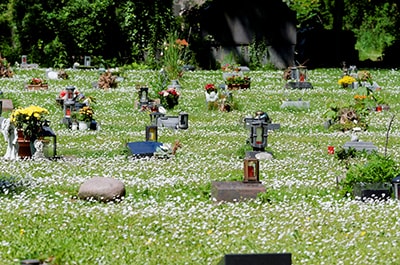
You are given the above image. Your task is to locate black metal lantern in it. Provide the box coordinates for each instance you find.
[145,125,158,142]
[149,112,165,126]
[243,157,260,183]
[392,175,400,200]
[65,86,75,100]
[40,120,58,159]
[249,121,268,151]
[178,112,189,130]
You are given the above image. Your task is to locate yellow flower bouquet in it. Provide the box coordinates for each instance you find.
[338,75,356,88]
[77,106,95,122]
[10,105,49,139]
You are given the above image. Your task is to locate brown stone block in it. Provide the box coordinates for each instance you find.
[211,181,266,203]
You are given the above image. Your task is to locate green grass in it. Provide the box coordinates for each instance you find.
[1,67,400,264]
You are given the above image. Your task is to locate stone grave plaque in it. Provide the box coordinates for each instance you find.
[218,253,292,265]
[280,100,310,109]
[343,141,378,153]
[0,99,13,112]
[211,181,266,203]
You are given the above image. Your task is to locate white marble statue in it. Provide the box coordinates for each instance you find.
[0,118,19,160]
[32,139,46,160]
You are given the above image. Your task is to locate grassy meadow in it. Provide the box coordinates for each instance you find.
[1,67,400,264]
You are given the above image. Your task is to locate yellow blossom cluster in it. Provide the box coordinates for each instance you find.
[10,105,49,138]
[10,105,49,125]
[338,75,356,87]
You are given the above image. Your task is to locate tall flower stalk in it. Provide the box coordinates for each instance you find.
[161,31,189,81]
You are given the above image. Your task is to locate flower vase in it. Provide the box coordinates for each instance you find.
[165,97,178,109]
[71,122,78,130]
[17,130,32,158]
[79,121,88,130]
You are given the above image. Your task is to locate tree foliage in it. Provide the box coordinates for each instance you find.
[0,0,399,66]
[3,0,177,68]
[284,0,400,61]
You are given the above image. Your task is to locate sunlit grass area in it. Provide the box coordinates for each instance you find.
[1,67,400,264]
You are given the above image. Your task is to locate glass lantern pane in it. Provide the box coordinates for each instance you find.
[256,127,263,144]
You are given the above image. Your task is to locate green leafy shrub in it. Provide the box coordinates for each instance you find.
[339,151,399,197]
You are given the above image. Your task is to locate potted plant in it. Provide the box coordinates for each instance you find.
[158,87,180,109]
[76,106,95,130]
[225,75,251,90]
[161,31,190,81]
[323,101,368,132]
[10,105,49,157]
[338,75,357,88]
[203,83,219,110]
[26,78,48,90]
[338,150,398,200]
[218,90,239,112]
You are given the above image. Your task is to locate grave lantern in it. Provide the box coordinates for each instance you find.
[249,121,268,151]
[139,87,149,105]
[40,120,57,159]
[145,125,158,142]
[298,66,307,82]
[63,99,74,118]
[243,157,260,183]
[290,66,308,82]
[65,86,75,100]
[150,112,165,126]
[391,175,400,200]
[84,56,91,67]
[178,112,189,130]
[290,66,298,81]
[21,55,27,65]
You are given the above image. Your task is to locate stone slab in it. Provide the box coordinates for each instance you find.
[211,181,266,202]
[343,141,378,153]
[0,99,13,112]
[280,100,310,109]
[218,253,292,265]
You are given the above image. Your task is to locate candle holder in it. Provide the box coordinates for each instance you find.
[243,157,260,183]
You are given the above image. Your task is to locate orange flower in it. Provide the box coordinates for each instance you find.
[176,39,188,47]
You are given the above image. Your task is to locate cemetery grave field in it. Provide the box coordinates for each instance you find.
[1,67,400,264]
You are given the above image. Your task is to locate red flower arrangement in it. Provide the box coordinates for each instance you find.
[204,83,216,93]
[158,87,180,109]
[29,78,47,85]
